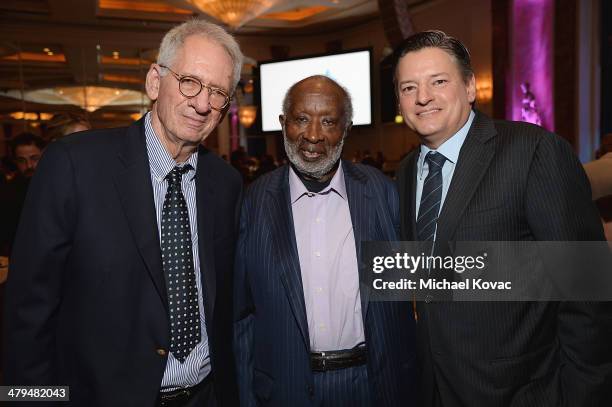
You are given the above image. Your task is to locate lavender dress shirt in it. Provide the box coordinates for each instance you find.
[289,162,365,352]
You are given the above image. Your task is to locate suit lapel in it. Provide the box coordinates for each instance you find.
[343,161,374,320]
[196,148,217,327]
[267,167,310,348]
[436,111,497,242]
[113,120,168,310]
[400,152,419,241]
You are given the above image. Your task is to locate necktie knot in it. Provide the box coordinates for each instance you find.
[425,151,447,169]
[166,165,192,186]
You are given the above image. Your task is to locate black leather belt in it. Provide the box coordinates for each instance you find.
[157,374,212,407]
[310,345,367,372]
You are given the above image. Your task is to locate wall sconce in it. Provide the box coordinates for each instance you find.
[238,105,257,128]
[10,112,52,121]
[476,75,493,103]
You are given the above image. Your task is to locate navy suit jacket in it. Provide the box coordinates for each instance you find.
[3,119,242,406]
[234,161,416,406]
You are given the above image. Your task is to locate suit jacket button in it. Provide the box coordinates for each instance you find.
[425,294,433,303]
[307,385,314,397]
[156,348,167,356]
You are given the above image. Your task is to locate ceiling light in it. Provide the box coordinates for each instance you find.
[0,86,150,112]
[188,0,280,28]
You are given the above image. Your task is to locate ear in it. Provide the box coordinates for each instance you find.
[346,121,353,133]
[145,64,161,101]
[466,74,476,104]
[278,114,285,129]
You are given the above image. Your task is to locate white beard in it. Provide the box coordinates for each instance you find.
[283,133,345,180]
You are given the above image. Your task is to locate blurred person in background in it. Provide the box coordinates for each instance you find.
[584,134,612,241]
[0,132,45,383]
[0,132,45,255]
[45,111,91,142]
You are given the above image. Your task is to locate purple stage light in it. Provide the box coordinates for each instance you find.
[510,0,554,131]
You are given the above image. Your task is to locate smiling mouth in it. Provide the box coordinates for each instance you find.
[301,149,325,160]
[184,116,207,126]
[417,109,441,117]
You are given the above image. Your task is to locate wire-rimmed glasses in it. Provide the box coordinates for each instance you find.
[159,64,231,111]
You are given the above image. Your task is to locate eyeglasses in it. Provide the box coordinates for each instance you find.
[159,64,231,111]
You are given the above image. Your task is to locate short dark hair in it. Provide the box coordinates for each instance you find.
[10,132,46,157]
[392,30,474,89]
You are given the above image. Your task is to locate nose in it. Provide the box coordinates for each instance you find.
[26,159,36,170]
[416,85,433,106]
[304,122,323,143]
[187,89,212,114]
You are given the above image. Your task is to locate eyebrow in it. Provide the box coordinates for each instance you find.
[399,72,449,85]
[175,69,230,92]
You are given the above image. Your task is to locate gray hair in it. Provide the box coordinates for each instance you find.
[282,75,353,130]
[157,19,244,91]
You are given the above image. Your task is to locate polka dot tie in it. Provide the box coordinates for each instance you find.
[161,165,200,363]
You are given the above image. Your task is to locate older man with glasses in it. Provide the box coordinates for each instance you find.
[4,19,244,407]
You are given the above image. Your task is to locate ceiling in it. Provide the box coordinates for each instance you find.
[0,0,429,124]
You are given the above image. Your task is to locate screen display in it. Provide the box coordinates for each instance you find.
[259,49,372,132]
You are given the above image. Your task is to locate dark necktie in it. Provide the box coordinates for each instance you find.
[417,151,447,241]
[161,165,200,363]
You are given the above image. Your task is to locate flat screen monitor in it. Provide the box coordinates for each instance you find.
[258,49,372,132]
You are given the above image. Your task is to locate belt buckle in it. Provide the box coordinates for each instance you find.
[160,388,191,405]
[321,351,326,370]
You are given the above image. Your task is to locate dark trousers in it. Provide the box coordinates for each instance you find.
[312,364,370,406]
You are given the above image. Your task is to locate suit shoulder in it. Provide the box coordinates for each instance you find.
[56,126,129,152]
[492,119,572,153]
[245,166,285,198]
[493,119,554,143]
[349,162,395,188]
[200,150,242,185]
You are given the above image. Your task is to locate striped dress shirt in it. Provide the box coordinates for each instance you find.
[144,113,211,390]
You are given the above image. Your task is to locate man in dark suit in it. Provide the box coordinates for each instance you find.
[234,75,416,406]
[3,20,244,406]
[394,30,612,406]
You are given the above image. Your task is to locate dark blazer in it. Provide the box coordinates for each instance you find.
[397,111,612,406]
[3,119,242,406]
[234,161,417,406]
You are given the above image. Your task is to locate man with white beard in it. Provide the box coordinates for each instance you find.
[234,75,416,407]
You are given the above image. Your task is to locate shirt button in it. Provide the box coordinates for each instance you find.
[316,287,323,293]
[156,348,167,356]
[316,218,321,223]
[319,323,326,330]
[314,251,321,257]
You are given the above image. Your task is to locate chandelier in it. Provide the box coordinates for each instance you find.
[0,86,150,112]
[187,0,279,28]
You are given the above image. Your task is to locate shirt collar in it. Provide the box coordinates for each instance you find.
[144,112,198,181]
[289,161,347,204]
[418,109,475,169]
